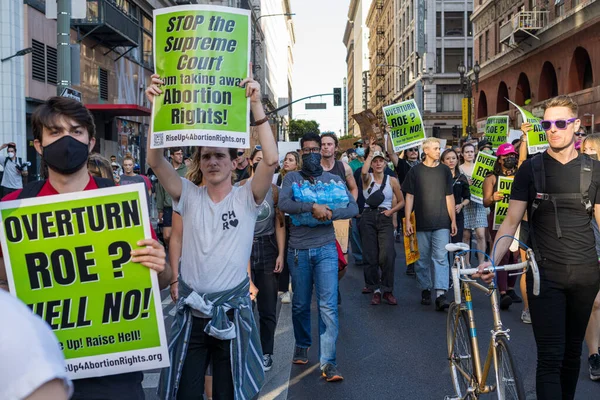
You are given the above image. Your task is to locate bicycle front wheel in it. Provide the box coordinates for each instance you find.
[447,302,475,399]
[495,336,526,400]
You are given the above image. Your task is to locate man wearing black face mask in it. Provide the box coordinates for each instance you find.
[0,96,171,400]
[278,132,358,382]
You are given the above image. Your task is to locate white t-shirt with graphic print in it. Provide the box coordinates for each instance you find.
[173,178,259,294]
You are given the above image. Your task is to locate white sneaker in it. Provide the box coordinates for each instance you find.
[280,292,292,304]
[521,309,531,324]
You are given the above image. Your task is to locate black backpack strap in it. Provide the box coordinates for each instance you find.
[380,173,388,190]
[580,154,593,214]
[93,176,115,188]
[17,180,47,199]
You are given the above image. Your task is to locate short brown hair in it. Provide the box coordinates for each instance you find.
[32,97,96,143]
[170,147,183,155]
[543,95,578,117]
[123,156,135,164]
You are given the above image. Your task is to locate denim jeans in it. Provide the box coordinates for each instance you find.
[251,234,279,355]
[288,242,339,368]
[415,229,450,291]
[349,216,363,263]
[526,259,600,400]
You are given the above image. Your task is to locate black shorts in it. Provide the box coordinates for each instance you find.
[162,207,173,227]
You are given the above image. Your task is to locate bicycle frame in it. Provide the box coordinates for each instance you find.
[450,252,513,396]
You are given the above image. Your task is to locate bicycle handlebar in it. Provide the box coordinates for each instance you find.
[451,249,540,304]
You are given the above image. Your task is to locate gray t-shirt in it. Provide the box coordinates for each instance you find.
[279,171,359,249]
[0,156,25,189]
[173,178,259,294]
[119,174,146,186]
[254,186,276,237]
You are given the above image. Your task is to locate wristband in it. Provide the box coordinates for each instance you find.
[170,280,178,286]
[251,116,269,126]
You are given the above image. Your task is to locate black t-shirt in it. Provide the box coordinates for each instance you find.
[511,152,600,264]
[452,173,471,206]
[234,164,251,183]
[402,163,453,231]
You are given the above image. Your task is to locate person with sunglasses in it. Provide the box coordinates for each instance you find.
[233,148,251,183]
[575,126,588,151]
[475,96,600,400]
[360,144,405,305]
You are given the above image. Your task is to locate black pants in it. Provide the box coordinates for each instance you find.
[251,234,279,355]
[278,217,291,292]
[177,316,234,400]
[526,259,600,400]
[359,208,396,292]
[1,186,17,198]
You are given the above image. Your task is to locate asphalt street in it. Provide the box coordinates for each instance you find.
[144,242,599,399]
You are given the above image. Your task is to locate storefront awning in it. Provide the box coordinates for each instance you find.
[86,104,151,117]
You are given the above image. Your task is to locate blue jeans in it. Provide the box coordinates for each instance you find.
[415,229,450,291]
[350,216,363,263]
[288,242,339,368]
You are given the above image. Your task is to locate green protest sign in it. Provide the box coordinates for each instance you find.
[508,99,548,154]
[493,176,514,230]
[383,99,425,152]
[470,152,497,204]
[0,185,169,379]
[151,5,251,149]
[484,115,509,150]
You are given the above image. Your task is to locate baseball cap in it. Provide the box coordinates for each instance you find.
[496,143,517,156]
[371,150,386,160]
[478,139,492,151]
[346,148,356,154]
[111,162,119,168]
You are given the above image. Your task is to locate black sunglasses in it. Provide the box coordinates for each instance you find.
[237,151,245,157]
[407,148,418,152]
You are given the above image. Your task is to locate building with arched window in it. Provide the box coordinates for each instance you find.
[471,0,599,133]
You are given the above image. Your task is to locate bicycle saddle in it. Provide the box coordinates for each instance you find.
[445,242,470,252]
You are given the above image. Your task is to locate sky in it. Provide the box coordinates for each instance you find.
[290,0,349,135]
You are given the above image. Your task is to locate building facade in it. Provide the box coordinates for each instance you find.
[343,0,372,138]
[364,0,473,141]
[472,0,599,132]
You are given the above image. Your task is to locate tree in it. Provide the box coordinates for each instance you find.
[288,119,320,142]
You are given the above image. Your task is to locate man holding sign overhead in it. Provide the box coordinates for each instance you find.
[146,58,277,398]
[0,97,170,400]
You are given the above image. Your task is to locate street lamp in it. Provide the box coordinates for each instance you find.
[458,60,480,138]
[1,47,33,63]
[252,13,295,77]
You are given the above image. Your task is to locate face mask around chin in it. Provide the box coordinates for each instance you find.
[589,153,598,161]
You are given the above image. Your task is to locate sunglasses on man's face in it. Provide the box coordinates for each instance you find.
[237,151,245,157]
[540,118,577,131]
[407,148,418,152]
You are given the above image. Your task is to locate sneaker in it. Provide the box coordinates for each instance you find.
[500,293,513,310]
[362,286,373,294]
[589,353,600,381]
[292,346,308,365]
[406,264,416,276]
[421,289,431,306]
[435,293,450,311]
[321,363,344,382]
[383,292,398,305]
[262,354,273,371]
[507,289,522,303]
[521,309,532,324]
[280,291,292,304]
[371,291,382,305]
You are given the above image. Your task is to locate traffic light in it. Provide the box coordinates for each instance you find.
[452,125,458,138]
[333,88,341,106]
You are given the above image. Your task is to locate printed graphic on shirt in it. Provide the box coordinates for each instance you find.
[222,210,239,230]
[256,200,272,223]
[0,185,169,379]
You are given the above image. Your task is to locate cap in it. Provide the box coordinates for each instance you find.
[477,139,491,150]
[134,163,140,170]
[346,148,356,154]
[371,150,386,160]
[496,143,517,156]
[111,162,119,168]
[353,139,363,145]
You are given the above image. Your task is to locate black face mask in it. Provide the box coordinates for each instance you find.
[252,162,260,172]
[301,153,323,177]
[502,156,517,170]
[589,154,599,161]
[43,136,90,175]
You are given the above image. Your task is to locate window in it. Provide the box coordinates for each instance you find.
[86,0,99,23]
[99,68,108,101]
[467,48,473,69]
[444,12,464,36]
[485,30,489,61]
[444,48,464,73]
[31,39,57,85]
[143,15,153,32]
[436,48,442,73]
[555,1,565,17]
[467,12,473,36]
[436,86,463,112]
[436,12,442,37]
[142,14,153,68]
[478,36,483,64]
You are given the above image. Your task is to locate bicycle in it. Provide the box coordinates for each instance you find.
[444,240,540,400]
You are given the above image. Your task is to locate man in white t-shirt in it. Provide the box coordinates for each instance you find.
[0,290,72,400]
[146,69,278,399]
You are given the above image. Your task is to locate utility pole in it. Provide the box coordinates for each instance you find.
[56,0,71,95]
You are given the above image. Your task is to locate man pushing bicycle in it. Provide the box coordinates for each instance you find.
[476,96,600,400]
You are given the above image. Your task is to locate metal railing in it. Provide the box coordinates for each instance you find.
[500,11,548,44]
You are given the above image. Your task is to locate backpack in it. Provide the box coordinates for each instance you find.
[17,177,114,199]
[5,157,22,169]
[528,152,594,252]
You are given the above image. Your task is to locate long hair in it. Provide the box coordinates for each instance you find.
[441,148,461,176]
[185,149,203,186]
[88,153,113,179]
[280,151,300,180]
[583,134,600,154]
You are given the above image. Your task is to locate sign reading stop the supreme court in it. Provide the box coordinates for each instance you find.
[151,5,251,149]
[0,185,169,379]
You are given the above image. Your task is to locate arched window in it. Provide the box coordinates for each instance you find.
[496,81,509,113]
[568,46,594,93]
[515,73,532,106]
[538,61,559,101]
[477,91,488,119]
